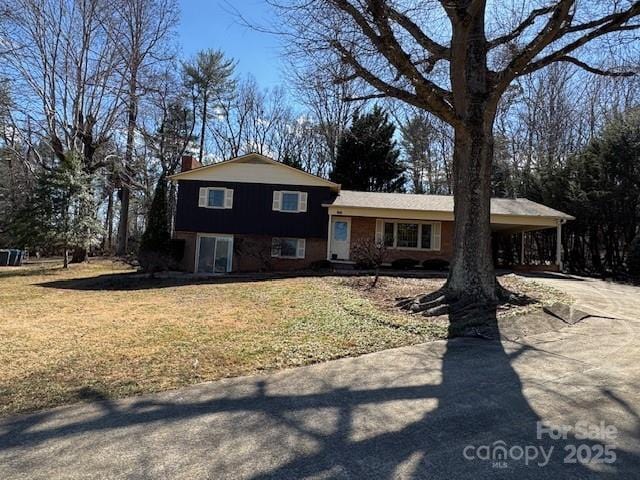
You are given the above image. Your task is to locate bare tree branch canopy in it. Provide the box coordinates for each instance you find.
[272,0,640,315]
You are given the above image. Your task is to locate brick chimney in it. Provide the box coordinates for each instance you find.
[181,155,202,172]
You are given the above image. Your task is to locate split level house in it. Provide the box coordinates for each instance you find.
[169,153,574,274]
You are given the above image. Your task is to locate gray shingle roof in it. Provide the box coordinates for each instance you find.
[330,190,574,220]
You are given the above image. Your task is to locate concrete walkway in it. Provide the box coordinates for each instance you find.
[2,278,640,479]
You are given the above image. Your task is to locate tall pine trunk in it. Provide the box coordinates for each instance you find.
[117,73,138,256]
[198,92,208,163]
[105,190,114,252]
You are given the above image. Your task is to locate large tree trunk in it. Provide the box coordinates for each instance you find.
[167,180,177,234]
[445,124,496,303]
[105,190,114,252]
[398,5,500,321]
[117,186,130,255]
[445,6,498,305]
[116,74,138,256]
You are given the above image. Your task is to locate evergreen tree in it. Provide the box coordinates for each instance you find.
[628,234,640,279]
[11,155,101,267]
[281,151,303,170]
[538,109,640,274]
[331,106,404,192]
[183,49,236,162]
[138,176,171,273]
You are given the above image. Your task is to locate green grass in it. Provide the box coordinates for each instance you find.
[0,260,446,416]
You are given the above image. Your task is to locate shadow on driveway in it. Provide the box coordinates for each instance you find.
[1,307,637,479]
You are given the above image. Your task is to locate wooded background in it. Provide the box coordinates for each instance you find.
[0,0,639,275]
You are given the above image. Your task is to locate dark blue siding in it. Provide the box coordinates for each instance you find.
[174,180,335,238]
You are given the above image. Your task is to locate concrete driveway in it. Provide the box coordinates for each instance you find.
[521,272,640,322]
[2,278,640,479]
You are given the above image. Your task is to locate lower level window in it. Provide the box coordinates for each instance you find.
[271,238,306,258]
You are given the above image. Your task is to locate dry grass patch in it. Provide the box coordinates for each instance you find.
[0,260,446,416]
[338,273,569,322]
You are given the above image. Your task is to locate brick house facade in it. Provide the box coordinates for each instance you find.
[169,153,573,274]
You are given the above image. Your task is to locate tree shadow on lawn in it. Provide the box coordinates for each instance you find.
[1,307,637,479]
[34,268,588,293]
[36,270,448,291]
[0,265,67,280]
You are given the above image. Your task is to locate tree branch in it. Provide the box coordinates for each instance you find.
[328,0,457,125]
[499,0,575,80]
[331,41,459,127]
[342,92,388,102]
[495,2,640,92]
[520,6,640,77]
[386,7,449,59]
[553,56,636,77]
[488,6,555,49]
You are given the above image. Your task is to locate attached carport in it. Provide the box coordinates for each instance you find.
[327,191,575,272]
[490,211,574,271]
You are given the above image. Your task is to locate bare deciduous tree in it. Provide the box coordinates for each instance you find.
[1,0,125,171]
[113,0,178,255]
[274,0,640,320]
[288,62,365,173]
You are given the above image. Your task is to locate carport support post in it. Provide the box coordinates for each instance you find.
[556,221,563,271]
[326,213,332,260]
[520,232,525,266]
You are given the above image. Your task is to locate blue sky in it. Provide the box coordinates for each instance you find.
[177,1,284,88]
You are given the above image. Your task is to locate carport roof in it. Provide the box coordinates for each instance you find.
[329,190,575,220]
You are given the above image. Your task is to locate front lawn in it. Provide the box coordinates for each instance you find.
[0,260,447,416]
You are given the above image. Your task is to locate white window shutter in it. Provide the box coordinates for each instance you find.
[198,188,207,207]
[272,191,281,211]
[297,239,306,259]
[224,188,234,208]
[271,238,280,257]
[375,219,384,244]
[433,222,442,251]
[299,192,308,212]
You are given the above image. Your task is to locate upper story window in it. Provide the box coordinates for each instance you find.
[198,187,233,209]
[208,189,225,208]
[281,192,300,211]
[272,190,307,213]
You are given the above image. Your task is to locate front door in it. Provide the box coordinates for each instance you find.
[330,217,351,260]
[196,235,233,273]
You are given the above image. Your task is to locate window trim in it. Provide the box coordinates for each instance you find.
[273,190,308,213]
[194,233,234,274]
[207,187,226,209]
[280,191,300,212]
[382,220,441,251]
[199,187,233,209]
[271,237,306,259]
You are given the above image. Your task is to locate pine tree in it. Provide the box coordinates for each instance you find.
[11,155,101,267]
[332,106,404,192]
[281,151,303,170]
[138,176,172,273]
[183,49,236,162]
